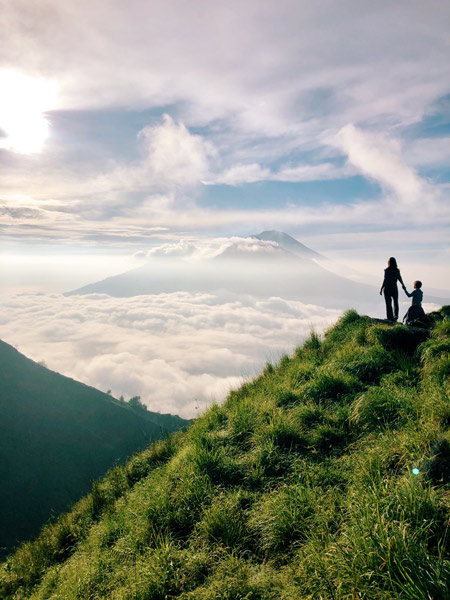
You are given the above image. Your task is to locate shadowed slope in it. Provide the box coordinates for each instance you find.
[0,340,188,559]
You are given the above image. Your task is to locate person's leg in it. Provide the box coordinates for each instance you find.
[392,288,399,320]
[384,290,394,321]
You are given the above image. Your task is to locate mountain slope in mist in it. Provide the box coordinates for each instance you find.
[66,231,375,309]
[0,340,188,559]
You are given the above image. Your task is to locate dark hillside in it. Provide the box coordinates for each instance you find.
[2,307,450,599]
[0,340,188,559]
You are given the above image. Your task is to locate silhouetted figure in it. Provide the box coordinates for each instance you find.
[404,280,423,307]
[380,257,405,322]
[403,280,426,324]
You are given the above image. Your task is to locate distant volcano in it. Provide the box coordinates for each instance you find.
[252,230,325,260]
[66,232,375,309]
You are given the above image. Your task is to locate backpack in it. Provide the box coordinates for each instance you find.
[403,304,426,326]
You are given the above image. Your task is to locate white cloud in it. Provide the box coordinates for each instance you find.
[137,114,216,188]
[275,162,353,183]
[1,115,448,249]
[207,164,272,186]
[0,114,217,231]
[80,115,215,200]
[3,1,450,139]
[334,124,430,206]
[0,292,341,418]
[0,1,449,259]
[146,236,279,260]
[332,124,450,226]
[206,161,352,185]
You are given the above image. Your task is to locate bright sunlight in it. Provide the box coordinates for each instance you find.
[0,70,58,153]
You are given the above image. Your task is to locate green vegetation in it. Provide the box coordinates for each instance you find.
[0,340,189,559]
[2,308,450,599]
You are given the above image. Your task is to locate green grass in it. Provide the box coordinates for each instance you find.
[2,307,450,599]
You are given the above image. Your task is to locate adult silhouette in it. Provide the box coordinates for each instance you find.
[380,257,405,321]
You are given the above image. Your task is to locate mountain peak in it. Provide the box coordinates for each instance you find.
[252,230,324,260]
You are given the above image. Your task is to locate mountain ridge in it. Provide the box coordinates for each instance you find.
[252,230,325,260]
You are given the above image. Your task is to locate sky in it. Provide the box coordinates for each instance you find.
[1,1,449,416]
[1,0,449,283]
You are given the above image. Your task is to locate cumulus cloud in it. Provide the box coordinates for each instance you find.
[77,114,215,204]
[146,236,279,261]
[0,292,341,418]
[138,114,215,187]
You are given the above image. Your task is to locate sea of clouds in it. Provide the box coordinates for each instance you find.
[0,292,342,418]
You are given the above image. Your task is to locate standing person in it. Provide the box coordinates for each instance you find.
[380,257,405,322]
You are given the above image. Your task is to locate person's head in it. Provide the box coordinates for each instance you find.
[414,280,422,289]
[388,257,397,269]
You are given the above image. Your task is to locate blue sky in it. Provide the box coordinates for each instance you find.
[1,0,450,290]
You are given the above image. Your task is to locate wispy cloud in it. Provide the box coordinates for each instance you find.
[334,124,435,208]
[205,161,353,186]
[0,0,449,272]
[4,1,449,131]
[405,136,450,168]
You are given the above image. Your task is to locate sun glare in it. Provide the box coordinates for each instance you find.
[0,70,58,154]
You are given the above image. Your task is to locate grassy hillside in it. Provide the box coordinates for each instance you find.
[2,308,450,599]
[0,340,189,560]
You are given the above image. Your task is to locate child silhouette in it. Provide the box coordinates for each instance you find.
[403,280,425,324]
[404,280,423,307]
